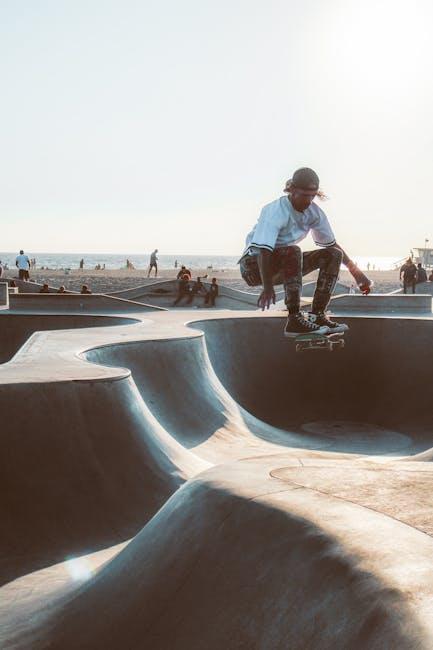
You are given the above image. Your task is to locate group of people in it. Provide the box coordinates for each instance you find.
[38,284,92,294]
[173,266,219,307]
[399,259,431,293]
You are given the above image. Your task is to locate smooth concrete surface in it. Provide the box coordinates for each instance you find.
[2,308,433,648]
[0,313,139,363]
[330,292,432,312]
[0,282,8,310]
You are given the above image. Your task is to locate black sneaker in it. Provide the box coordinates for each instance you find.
[284,313,329,338]
[308,311,349,333]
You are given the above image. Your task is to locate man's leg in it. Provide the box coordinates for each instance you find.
[302,247,343,313]
[270,247,330,336]
[270,246,303,314]
[403,281,407,294]
[302,247,348,332]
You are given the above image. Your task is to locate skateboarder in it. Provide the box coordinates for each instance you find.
[239,168,371,337]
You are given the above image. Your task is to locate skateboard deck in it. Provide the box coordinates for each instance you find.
[293,332,345,353]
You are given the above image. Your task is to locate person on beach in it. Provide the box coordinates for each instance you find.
[79,258,84,270]
[15,250,31,281]
[205,277,219,307]
[80,284,92,294]
[173,274,191,306]
[39,283,50,293]
[239,168,371,337]
[399,258,417,293]
[148,249,158,277]
[416,263,427,284]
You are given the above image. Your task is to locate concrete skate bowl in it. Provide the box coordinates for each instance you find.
[190,315,433,455]
[0,313,138,363]
[4,313,433,648]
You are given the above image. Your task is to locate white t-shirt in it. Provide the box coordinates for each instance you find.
[243,196,336,255]
[16,254,30,270]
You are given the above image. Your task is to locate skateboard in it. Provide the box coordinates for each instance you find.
[293,332,345,353]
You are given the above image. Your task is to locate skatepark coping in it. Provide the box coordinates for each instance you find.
[329,293,432,312]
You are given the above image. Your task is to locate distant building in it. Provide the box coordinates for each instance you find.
[413,248,433,269]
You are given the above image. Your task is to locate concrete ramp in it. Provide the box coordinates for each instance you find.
[109,279,286,310]
[3,459,433,649]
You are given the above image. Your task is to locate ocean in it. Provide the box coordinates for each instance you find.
[0,252,402,272]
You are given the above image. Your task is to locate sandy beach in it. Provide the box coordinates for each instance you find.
[3,267,404,294]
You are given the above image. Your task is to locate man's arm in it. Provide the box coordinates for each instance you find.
[257,250,276,310]
[333,243,371,295]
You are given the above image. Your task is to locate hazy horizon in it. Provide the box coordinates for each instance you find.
[2,1,433,258]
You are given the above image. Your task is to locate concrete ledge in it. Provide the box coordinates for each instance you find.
[0,282,9,310]
[329,293,432,312]
[8,293,165,313]
[5,278,75,293]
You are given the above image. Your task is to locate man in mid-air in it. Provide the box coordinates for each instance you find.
[240,168,371,337]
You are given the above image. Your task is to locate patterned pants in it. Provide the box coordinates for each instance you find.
[240,245,343,313]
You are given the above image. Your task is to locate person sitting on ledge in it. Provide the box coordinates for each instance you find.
[188,276,208,305]
[57,285,66,293]
[205,277,219,307]
[80,284,92,294]
[176,265,192,280]
[173,274,191,306]
[39,283,50,293]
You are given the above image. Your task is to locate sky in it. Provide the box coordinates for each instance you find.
[1,0,433,256]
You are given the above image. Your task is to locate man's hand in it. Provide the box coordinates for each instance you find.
[257,287,276,310]
[359,281,371,295]
[347,261,372,295]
